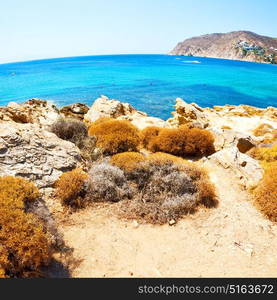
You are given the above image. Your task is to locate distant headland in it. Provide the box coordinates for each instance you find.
[169,31,277,64]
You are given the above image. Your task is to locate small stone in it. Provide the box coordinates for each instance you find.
[169,219,176,226]
[133,220,139,228]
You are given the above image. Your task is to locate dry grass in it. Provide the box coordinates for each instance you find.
[88,119,140,155]
[55,168,89,208]
[254,162,277,222]
[148,125,215,157]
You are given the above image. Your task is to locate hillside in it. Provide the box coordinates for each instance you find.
[169,31,277,64]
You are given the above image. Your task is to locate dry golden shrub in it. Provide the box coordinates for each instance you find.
[55,168,89,208]
[0,207,52,278]
[140,126,161,148]
[0,177,51,278]
[88,119,140,155]
[249,144,277,168]
[110,152,147,172]
[147,152,186,166]
[254,163,277,222]
[0,176,40,210]
[148,125,215,157]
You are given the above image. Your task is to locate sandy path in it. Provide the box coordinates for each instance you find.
[57,165,277,277]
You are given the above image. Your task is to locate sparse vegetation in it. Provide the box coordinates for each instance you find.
[146,125,215,157]
[88,119,140,155]
[55,168,89,208]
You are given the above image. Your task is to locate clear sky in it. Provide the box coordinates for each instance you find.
[0,0,276,63]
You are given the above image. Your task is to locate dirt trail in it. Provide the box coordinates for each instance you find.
[57,165,277,277]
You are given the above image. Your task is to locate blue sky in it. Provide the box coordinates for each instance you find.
[0,0,276,63]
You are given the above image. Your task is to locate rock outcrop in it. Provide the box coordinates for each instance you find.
[84,95,167,129]
[0,99,60,127]
[167,98,209,128]
[0,123,81,187]
[60,103,89,120]
[203,147,263,189]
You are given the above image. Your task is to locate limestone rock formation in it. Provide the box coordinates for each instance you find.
[84,95,167,129]
[203,147,263,189]
[167,98,209,128]
[0,123,82,187]
[0,99,60,127]
[60,103,89,120]
[210,128,257,152]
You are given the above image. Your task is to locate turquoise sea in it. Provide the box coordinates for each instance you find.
[0,54,276,120]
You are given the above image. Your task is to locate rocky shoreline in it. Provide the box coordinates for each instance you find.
[0,95,276,189]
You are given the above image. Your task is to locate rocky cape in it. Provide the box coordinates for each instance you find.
[0,96,276,190]
[169,31,277,64]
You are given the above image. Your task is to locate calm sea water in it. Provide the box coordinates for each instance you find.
[0,54,276,120]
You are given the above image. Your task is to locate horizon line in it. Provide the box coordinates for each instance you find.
[0,53,168,66]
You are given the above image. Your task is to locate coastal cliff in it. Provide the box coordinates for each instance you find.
[169,31,277,64]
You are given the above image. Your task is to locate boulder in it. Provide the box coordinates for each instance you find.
[60,103,89,120]
[167,98,209,128]
[84,95,138,122]
[0,98,60,127]
[204,146,263,189]
[84,95,168,129]
[0,123,82,188]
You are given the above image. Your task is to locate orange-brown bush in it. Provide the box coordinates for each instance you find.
[55,168,89,208]
[0,176,40,210]
[248,144,277,170]
[110,152,147,173]
[147,152,186,166]
[140,126,161,148]
[254,163,277,222]
[0,207,51,278]
[148,125,215,157]
[88,119,140,155]
[0,177,51,278]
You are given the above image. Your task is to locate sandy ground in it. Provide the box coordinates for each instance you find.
[55,164,277,278]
